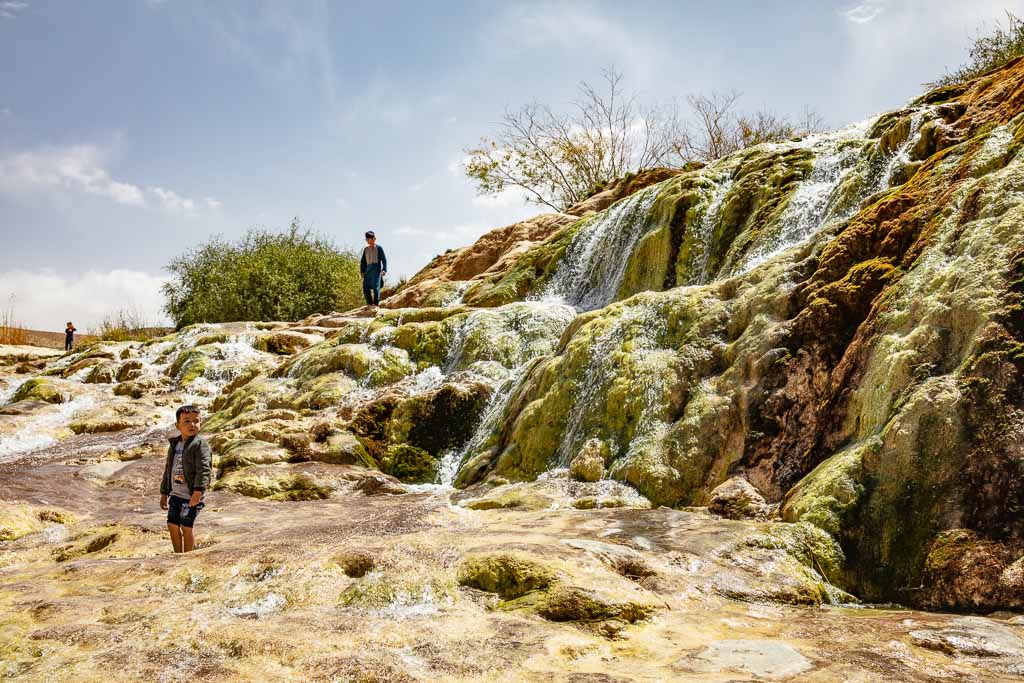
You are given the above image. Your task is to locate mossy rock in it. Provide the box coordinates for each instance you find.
[112,381,146,399]
[781,444,868,535]
[460,485,558,511]
[457,552,556,600]
[116,360,144,382]
[334,550,376,578]
[166,346,213,385]
[84,363,118,384]
[290,372,358,410]
[569,438,607,482]
[215,439,292,472]
[309,431,374,468]
[384,381,492,456]
[379,444,438,484]
[52,527,120,562]
[0,504,49,541]
[708,477,769,521]
[279,343,415,386]
[537,586,656,624]
[214,468,333,501]
[69,411,152,435]
[256,330,323,355]
[11,378,66,404]
[338,573,457,610]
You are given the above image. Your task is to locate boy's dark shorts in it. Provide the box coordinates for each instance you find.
[167,496,204,528]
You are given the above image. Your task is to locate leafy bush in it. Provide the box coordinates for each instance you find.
[928,11,1024,88]
[163,220,363,328]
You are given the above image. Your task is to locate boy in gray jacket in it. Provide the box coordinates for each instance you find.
[160,405,212,553]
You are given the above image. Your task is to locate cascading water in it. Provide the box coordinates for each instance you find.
[541,184,662,311]
[555,305,667,467]
[0,393,98,462]
[0,377,27,407]
[736,119,878,275]
[687,175,735,285]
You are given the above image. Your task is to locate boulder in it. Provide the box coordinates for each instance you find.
[708,477,769,520]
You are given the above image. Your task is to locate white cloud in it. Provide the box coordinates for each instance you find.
[472,186,530,209]
[150,186,196,213]
[334,197,349,209]
[0,1,27,19]
[0,143,213,215]
[409,180,427,193]
[0,145,147,207]
[1,107,11,118]
[0,269,171,330]
[843,2,885,24]
[393,223,488,244]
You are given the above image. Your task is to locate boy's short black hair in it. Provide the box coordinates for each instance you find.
[175,405,200,422]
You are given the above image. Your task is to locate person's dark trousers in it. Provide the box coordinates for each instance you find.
[362,264,382,306]
[65,339,72,351]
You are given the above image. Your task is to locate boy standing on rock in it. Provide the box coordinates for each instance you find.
[64,322,76,351]
[160,405,212,553]
[360,230,388,308]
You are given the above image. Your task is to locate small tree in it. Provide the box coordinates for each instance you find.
[464,68,687,212]
[681,94,826,162]
[163,219,363,328]
[465,70,825,211]
[928,11,1024,88]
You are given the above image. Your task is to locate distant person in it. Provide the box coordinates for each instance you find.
[160,405,212,554]
[360,230,388,308]
[64,322,76,351]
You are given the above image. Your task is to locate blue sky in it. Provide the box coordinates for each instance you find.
[1,0,1021,328]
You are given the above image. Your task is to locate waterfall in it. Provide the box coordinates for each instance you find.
[736,120,877,275]
[687,176,735,285]
[541,184,662,311]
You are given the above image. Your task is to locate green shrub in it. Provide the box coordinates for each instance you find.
[163,220,363,328]
[928,11,1024,88]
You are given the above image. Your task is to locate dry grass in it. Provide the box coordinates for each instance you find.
[92,307,169,342]
[0,305,29,346]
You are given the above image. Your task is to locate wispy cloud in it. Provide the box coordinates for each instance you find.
[193,2,338,107]
[151,187,196,213]
[0,268,171,330]
[1,107,12,118]
[394,222,488,244]
[205,197,221,209]
[0,145,146,206]
[843,1,885,24]
[0,143,211,215]
[0,1,27,19]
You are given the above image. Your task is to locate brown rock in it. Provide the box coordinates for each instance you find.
[708,478,769,520]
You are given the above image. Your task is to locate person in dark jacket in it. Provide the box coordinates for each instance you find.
[64,322,76,351]
[160,405,212,553]
[359,230,388,308]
